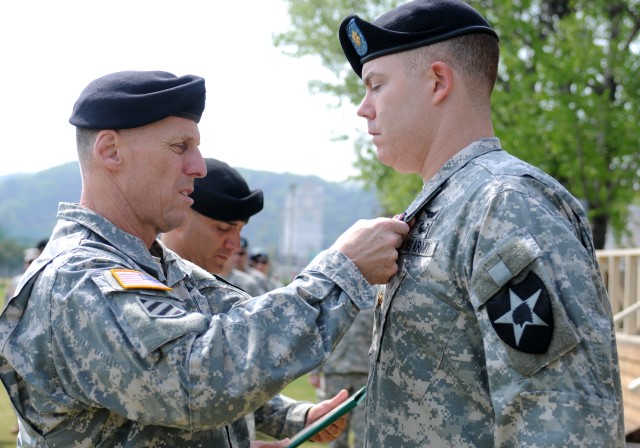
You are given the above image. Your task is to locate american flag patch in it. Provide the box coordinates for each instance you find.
[111,269,172,291]
[137,297,186,318]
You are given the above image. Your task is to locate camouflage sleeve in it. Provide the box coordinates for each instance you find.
[253,394,312,439]
[467,188,623,445]
[48,249,375,432]
[321,307,374,374]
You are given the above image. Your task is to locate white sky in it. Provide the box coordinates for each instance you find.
[0,0,364,182]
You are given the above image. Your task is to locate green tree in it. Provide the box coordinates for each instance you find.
[0,230,25,275]
[275,0,640,248]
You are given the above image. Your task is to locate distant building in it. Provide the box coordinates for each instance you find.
[279,182,324,269]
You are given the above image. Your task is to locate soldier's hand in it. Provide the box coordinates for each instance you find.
[331,217,410,284]
[305,389,349,442]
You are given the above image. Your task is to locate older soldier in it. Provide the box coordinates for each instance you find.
[338,0,624,447]
[0,70,409,447]
[162,157,349,443]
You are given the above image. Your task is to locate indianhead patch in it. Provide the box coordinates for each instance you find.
[111,269,172,291]
[486,271,554,354]
[346,18,368,56]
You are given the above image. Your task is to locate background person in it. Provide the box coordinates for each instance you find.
[162,157,350,443]
[225,238,266,296]
[3,240,48,435]
[338,0,624,446]
[3,239,48,303]
[249,250,281,290]
[308,306,373,448]
[160,159,265,297]
[3,248,39,303]
[0,70,409,447]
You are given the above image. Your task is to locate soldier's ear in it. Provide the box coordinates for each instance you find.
[428,61,453,105]
[94,130,123,171]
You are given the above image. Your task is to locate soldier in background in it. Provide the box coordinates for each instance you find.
[232,238,280,293]
[4,240,47,434]
[249,250,281,290]
[224,237,266,296]
[3,239,48,303]
[309,306,373,448]
[338,0,624,446]
[163,157,350,444]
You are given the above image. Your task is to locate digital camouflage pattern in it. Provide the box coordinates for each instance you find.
[365,138,624,447]
[319,307,373,376]
[0,203,375,448]
[225,268,266,297]
[313,307,373,448]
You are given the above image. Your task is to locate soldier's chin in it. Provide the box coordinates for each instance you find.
[376,151,404,173]
[162,210,189,234]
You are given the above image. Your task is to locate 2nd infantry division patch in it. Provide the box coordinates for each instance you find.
[486,271,554,354]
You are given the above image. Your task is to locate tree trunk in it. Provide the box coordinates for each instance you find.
[591,214,609,250]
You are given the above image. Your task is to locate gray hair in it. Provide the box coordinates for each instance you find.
[75,128,99,169]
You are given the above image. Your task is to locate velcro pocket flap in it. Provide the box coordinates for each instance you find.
[470,228,541,310]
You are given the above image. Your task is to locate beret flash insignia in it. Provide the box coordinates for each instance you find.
[347,18,368,56]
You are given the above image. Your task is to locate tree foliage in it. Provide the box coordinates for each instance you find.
[0,228,26,275]
[275,0,640,248]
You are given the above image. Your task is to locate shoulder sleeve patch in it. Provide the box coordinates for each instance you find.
[487,271,553,354]
[110,269,172,291]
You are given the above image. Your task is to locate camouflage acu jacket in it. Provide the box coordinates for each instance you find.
[365,138,624,447]
[0,203,374,447]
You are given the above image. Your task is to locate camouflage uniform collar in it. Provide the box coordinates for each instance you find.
[156,238,197,286]
[401,138,501,222]
[56,202,168,282]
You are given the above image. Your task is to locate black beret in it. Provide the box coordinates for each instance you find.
[69,70,206,129]
[190,158,264,222]
[250,248,269,264]
[339,0,498,78]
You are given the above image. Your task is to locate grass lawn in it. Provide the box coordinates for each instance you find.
[0,278,326,447]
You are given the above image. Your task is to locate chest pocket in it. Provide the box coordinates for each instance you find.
[92,271,209,359]
[378,268,459,401]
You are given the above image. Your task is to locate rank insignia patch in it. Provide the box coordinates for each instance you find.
[486,271,553,354]
[137,297,186,318]
[111,269,172,291]
[346,18,368,56]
